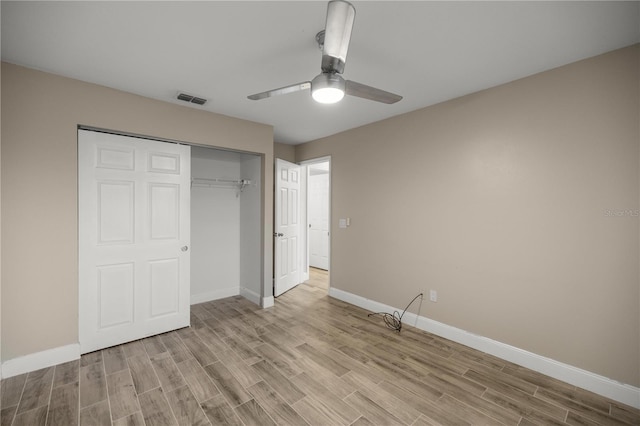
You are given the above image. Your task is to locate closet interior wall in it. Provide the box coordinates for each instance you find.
[190,146,261,305]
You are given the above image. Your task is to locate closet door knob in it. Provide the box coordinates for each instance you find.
[181,245,189,252]
[273,233,284,237]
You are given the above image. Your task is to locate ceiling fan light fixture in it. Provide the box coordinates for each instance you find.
[311,73,345,104]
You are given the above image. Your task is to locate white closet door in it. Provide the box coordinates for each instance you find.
[78,130,190,353]
[274,159,301,296]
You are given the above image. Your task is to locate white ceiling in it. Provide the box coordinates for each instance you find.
[2,1,639,145]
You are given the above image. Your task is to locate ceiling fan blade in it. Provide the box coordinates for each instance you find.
[321,0,355,74]
[345,80,403,104]
[247,81,311,100]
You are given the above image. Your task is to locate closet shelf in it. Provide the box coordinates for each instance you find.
[191,177,252,193]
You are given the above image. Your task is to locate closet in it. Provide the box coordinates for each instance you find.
[78,130,262,353]
[190,146,262,305]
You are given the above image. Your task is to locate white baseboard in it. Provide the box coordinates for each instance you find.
[261,296,274,308]
[1,343,80,379]
[190,287,240,305]
[240,287,261,305]
[329,287,640,409]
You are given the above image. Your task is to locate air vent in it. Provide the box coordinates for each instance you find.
[176,92,207,105]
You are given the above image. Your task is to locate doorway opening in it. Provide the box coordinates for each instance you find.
[301,157,331,293]
[273,156,331,298]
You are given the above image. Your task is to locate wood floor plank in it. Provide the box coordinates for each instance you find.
[463,368,538,396]
[138,387,177,426]
[203,361,252,407]
[193,326,229,354]
[79,361,108,409]
[127,354,160,395]
[160,332,193,364]
[294,342,349,377]
[113,412,145,426]
[234,399,276,426]
[46,381,79,426]
[80,351,102,367]
[423,370,488,400]
[535,386,614,419]
[251,360,305,405]
[350,416,375,426]
[164,385,210,426]
[103,346,128,375]
[535,388,629,426]
[343,391,405,426]
[18,367,54,414]
[79,400,111,426]
[1,406,17,426]
[247,381,309,425]
[53,360,79,389]
[223,334,261,364]
[610,403,640,424]
[482,387,569,423]
[150,352,186,392]
[502,365,576,396]
[253,344,303,378]
[107,369,141,421]
[122,341,147,359]
[435,394,504,425]
[341,371,421,425]
[217,349,263,389]
[200,394,244,426]
[289,372,359,423]
[175,359,220,403]
[13,405,48,426]
[180,333,218,367]
[142,336,167,357]
[377,379,447,419]
[291,396,350,426]
[1,373,27,407]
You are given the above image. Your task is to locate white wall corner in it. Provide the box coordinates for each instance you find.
[240,286,261,306]
[261,296,274,308]
[328,287,640,409]
[1,343,80,379]
[190,287,240,305]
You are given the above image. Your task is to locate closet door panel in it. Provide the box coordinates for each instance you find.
[79,129,191,354]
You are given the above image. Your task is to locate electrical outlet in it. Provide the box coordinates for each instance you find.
[429,290,437,302]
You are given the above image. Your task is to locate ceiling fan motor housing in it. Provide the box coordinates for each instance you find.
[311,72,346,103]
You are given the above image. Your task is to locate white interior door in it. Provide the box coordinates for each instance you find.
[274,159,301,296]
[309,168,329,270]
[79,129,191,353]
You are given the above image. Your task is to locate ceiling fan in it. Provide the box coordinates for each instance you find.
[247,0,402,105]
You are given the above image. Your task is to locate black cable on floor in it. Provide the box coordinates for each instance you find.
[368,293,424,333]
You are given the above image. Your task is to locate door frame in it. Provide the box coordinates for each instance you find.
[299,156,331,288]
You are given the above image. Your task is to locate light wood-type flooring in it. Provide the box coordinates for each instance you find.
[1,268,638,425]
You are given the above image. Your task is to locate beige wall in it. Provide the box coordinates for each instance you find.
[274,142,296,163]
[296,45,640,387]
[0,63,274,362]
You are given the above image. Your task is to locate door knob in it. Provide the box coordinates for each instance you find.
[273,232,284,237]
[181,245,189,252]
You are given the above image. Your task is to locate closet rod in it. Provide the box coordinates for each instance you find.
[192,177,250,185]
[191,178,252,194]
